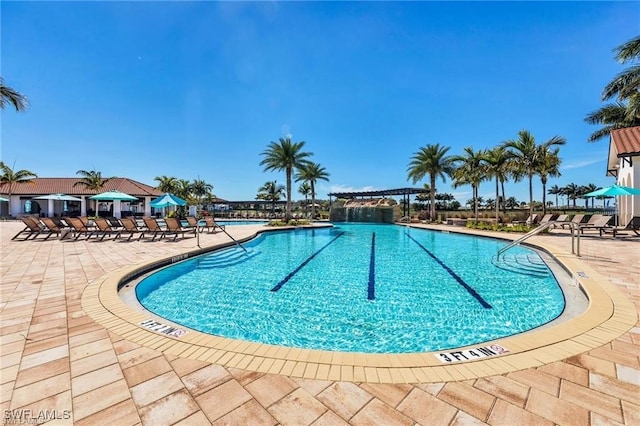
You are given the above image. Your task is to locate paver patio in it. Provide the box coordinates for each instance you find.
[1,220,638,425]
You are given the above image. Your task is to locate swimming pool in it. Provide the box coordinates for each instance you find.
[135,223,566,353]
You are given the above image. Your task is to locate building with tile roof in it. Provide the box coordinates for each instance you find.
[607,126,640,225]
[0,177,162,218]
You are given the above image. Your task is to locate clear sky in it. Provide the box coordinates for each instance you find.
[2,1,638,205]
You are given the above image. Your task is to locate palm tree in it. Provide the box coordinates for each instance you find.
[191,177,213,210]
[407,144,454,222]
[0,161,37,215]
[484,146,511,220]
[585,35,640,141]
[257,181,285,215]
[260,137,312,221]
[503,130,565,217]
[74,169,110,213]
[0,77,28,111]
[451,147,487,223]
[298,182,311,215]
[581,183,599,209]
[295,162,330,220]
[562,183,580,209]
[547,184,562,210]
[536,146,562,216]
[154,175,178,194]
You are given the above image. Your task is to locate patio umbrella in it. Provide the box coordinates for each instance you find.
[150,193,187,208]
[33,193,82,201]
[583,184,640,226]
[583,184,640,197]
[89,190,138,201]
[0,196,8,202]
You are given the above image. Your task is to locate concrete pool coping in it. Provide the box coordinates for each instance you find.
[81,223,636,384]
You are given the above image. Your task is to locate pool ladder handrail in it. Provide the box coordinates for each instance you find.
[497,221,581,258]
[195,220,248,252]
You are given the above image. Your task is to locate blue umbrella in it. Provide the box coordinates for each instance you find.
[150,193,187,208]
[0,196,8,202]
[583,184,640,197]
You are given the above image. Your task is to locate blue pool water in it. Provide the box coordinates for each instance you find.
[136,223,565,353]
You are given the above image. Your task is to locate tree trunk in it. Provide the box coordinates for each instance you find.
[430,174,436,222]
[495,177,499,222]
[310,181,316,221]
[501,180,506,214]
[474,184,479,222]
[285,168,292,221]
[528,173,534,218]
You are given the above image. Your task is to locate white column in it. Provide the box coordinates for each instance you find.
[113,200,122,219]
[144,197,152,216]
[81,197,87,216]
[48,199,54,217]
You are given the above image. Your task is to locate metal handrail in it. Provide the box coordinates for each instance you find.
[195,220,247,252]
[497,222,554,258]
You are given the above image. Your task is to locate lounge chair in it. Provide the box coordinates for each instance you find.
[40,217,68,240]
[142,217,166,241]
[93,217,122,241]
[514,214,538,225]
[600,216,640,238]
[538,214,558,225]
[550,214,568,228]
[560,214,587,229]
[203,216,226,233]
[164,217,195,240]
[579,215,612,234]
[11,217,45,240]
[64,217,95,240]
[119,217,145,241]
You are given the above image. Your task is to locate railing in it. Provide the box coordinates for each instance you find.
[497,221,582,258]
[195,221,248,252]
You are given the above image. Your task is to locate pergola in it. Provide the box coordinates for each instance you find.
[328,187,430,218]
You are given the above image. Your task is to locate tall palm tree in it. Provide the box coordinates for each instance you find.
[562,183,580,209]
[154,175,178,194]
[484,146,511,220]
[298,182,311,215]
[547,184,562,210]
[451,147,487,223]
[585,35,640,141]
[260,137,312,221]
[257,181,285,215]
[407,144,454,222]
[295,162,330,220]
[0,77,28,111]
[191,177,213,210]
[0,161,37,215]
[503,130,565,217]
[536,147,562,216]
[74,169,110,212]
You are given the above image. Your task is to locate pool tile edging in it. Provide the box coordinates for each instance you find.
[80,225,636,384]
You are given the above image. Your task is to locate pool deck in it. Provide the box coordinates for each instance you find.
[1,221,638,425]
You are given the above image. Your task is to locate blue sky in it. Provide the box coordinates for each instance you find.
[2,1,638,205]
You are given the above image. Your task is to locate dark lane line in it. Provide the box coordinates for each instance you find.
[368,232,376,300]
[271,231,346,292]
[405,232,492,309]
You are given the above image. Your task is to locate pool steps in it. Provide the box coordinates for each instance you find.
[491,254,550,278]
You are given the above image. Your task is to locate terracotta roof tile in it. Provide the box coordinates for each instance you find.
[610,126,640,157]
[0,177,163,196]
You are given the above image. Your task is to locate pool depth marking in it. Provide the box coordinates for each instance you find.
[405,232,492,309]
[368,232,376,300]
[271,231,346,292]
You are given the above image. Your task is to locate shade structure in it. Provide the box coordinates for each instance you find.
[150,193,187,208]
[583,184,640,197]
[0,196,8,202]
[33,193,82,201]
[89,190,138,201]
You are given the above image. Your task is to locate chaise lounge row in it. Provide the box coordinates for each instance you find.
[11,216,226,242]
